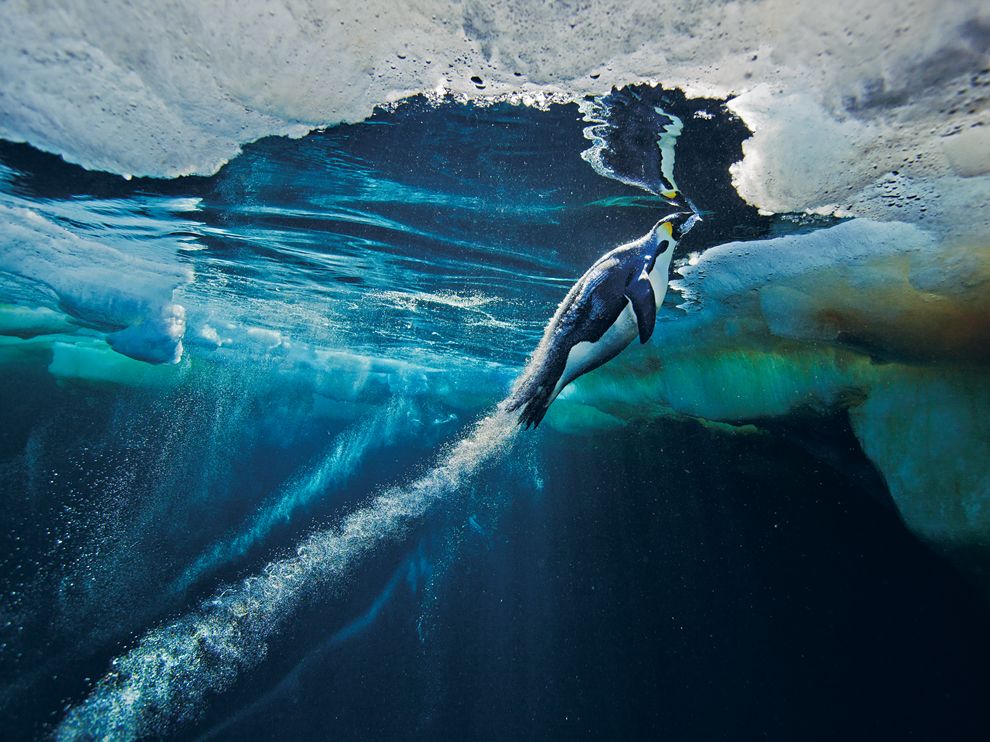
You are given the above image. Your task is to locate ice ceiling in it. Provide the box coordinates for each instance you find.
[0,0,985,234]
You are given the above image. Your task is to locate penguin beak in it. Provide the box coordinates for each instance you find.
[681,212,701,235]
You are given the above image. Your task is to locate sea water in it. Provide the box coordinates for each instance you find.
[2,11,990,740]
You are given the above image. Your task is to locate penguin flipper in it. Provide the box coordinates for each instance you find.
[625,275,657,344]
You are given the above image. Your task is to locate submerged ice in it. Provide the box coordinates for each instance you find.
[551,218,990,552]
[0,197,192,364]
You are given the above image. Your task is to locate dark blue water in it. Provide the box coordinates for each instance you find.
[1,93,987,740]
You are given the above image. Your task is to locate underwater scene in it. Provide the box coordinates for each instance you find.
[1,1,989,740]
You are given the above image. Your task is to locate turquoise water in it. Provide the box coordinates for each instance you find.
[1,91,988,740]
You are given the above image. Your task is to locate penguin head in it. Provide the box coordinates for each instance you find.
[655,211,701,242]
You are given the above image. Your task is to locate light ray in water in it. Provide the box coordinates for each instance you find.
[55,409,518,741]
[171,398,416,595]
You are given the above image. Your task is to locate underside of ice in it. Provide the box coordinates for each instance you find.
[1,1,987,236]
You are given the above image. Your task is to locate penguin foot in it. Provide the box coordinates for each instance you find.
[506,384,552,430]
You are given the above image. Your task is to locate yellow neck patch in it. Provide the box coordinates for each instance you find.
[661,222,674,236]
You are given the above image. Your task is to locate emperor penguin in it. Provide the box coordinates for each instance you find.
[506,211,700,428]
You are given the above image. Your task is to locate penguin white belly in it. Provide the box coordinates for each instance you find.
[648,262,671,305]
[551,266,670,401]
[551,304,638,400]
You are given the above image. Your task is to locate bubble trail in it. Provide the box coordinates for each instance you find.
[55,409,518,741]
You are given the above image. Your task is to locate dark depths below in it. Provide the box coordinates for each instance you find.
[188,417,990,742]
[1,361,988,739]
